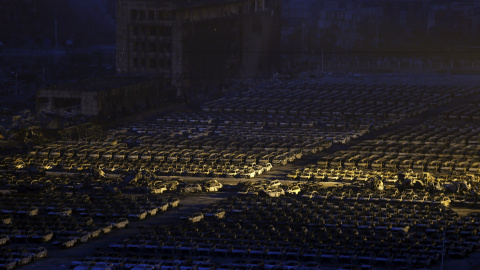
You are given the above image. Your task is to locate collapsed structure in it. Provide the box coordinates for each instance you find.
[36,77,169,116]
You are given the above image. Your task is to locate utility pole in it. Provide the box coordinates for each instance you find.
[376,16,379,49]
[15,71,18,96]
[441,229,445,270]
[301,20,305,60]
[54,9,58,50]
[322,50,324,73]
[441,209,445,270]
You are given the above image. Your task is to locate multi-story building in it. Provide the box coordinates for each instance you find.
[116,0,282,96]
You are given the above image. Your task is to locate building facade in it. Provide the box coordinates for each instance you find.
[116,0,282,96]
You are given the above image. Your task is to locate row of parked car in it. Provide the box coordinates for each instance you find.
[70,186,480,270]
[237,178,455,205]
[201,81,471,118]
[260,80,478,98]
[0,190,180,243]
[6,110,345,180]
[0,170,181,269]
[312,120,480,176]
[279,98,480,214]
[12,80,459,180]
[1,78,480,269]
[439,103,480,121]
[312,150,480,175]
[6,80,457,188]
[0,246,47,270]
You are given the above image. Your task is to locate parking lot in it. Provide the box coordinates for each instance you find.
[3,75,480,269]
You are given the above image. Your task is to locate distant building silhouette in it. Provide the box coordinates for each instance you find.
[281,0,480,73]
